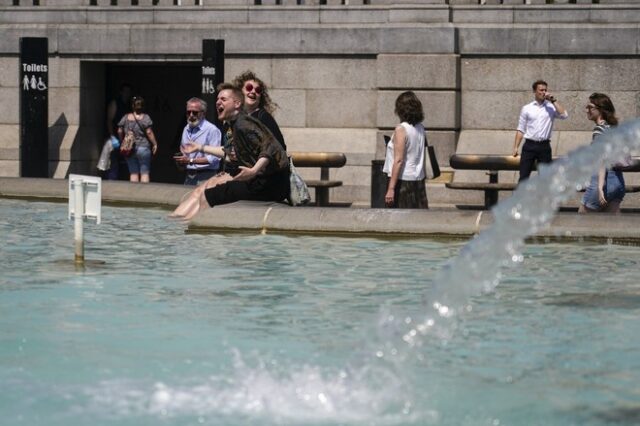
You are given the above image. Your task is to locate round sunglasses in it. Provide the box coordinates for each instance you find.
[244,83,262,95]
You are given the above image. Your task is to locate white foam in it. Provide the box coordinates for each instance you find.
[83,353,431,425]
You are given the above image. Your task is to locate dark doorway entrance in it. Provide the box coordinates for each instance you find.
[106,62,200,183]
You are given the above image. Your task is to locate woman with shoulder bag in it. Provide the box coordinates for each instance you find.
[117,96,158,183]
[383,91,428,209]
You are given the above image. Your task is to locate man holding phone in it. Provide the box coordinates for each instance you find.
[174,97,221,185]
[513,80,568,182]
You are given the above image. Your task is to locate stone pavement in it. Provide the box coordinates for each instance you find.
[1,177,639,244]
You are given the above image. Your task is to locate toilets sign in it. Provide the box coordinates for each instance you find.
[19,37,49,178]
[22,62,48,92]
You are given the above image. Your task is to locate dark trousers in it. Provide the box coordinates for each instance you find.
[204,170,290,207]
[519,139,552,182]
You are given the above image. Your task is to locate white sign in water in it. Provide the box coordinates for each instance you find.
[68,174,102,224]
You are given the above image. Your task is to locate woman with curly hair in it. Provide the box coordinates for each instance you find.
[383,91,428,209]
[232,71,286,150]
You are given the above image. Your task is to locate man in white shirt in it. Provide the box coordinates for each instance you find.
[513,80,568,182]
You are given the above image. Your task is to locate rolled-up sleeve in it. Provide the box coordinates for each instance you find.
[204,125,221,167]
[516,106,527,133]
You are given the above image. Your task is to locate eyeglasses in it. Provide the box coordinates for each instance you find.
[586,105,598,111]
[244,83,262,95]
[186,110,202,115]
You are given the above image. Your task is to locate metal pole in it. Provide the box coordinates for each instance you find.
[74,180,84,264]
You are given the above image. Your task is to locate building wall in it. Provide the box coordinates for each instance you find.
[1,2,639,206]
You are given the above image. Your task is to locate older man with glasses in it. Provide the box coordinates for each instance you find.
[174,97,222,185]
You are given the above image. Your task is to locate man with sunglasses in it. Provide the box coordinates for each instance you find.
[174,97,221,185]
[512,79,568,182]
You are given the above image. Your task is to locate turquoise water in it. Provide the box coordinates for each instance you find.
[1,199,640,425]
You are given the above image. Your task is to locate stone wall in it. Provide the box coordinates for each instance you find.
[1,2,639,206]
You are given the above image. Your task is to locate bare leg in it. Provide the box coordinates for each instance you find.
[169,173,231,218]
[130,173,140,183]
[180,174,234,221]
[140,173,150,183]
[169,189,200,218]
[181,192,209,221]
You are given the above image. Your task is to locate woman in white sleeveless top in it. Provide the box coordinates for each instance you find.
[383,91,428,208]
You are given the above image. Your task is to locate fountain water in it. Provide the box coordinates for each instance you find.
[383,120,640,349]
[1,122,640,425]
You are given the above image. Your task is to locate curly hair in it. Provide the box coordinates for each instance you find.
[232,70,278,115]
[589,92,618,126]
[394,91,424,125]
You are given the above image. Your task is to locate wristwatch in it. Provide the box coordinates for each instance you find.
[189,158,194,166]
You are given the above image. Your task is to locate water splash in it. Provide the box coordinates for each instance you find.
[395,119,640,349]
[76,121,640,424]
[83,351,426,425]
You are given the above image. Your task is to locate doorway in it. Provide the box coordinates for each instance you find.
[105,62,201,183]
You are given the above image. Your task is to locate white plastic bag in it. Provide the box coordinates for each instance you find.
[288,157,311,206]
[97,138,113,171]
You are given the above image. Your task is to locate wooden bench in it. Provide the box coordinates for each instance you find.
[289,152,347,206]
[445,154,519,209]
[446,154,640,209]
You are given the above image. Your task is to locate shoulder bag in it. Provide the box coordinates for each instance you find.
[120,114,148,158]
[288,157,311,206]
[425,136,441,180]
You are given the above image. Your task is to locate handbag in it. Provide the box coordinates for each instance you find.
[120,130,136,157]
[120,114,147,157]
[425,140,441,180]
[288,157,311,206]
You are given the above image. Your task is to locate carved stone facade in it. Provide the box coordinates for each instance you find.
[1,1,639,205]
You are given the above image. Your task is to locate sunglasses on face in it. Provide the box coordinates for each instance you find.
[186,110,201,116]
[244,83,262,95]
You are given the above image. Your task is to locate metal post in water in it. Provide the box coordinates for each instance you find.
[74,180,84,264]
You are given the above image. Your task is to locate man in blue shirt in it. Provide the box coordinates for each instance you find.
[174,97,221,185]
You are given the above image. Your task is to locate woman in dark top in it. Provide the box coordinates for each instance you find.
[232,71,286,151]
